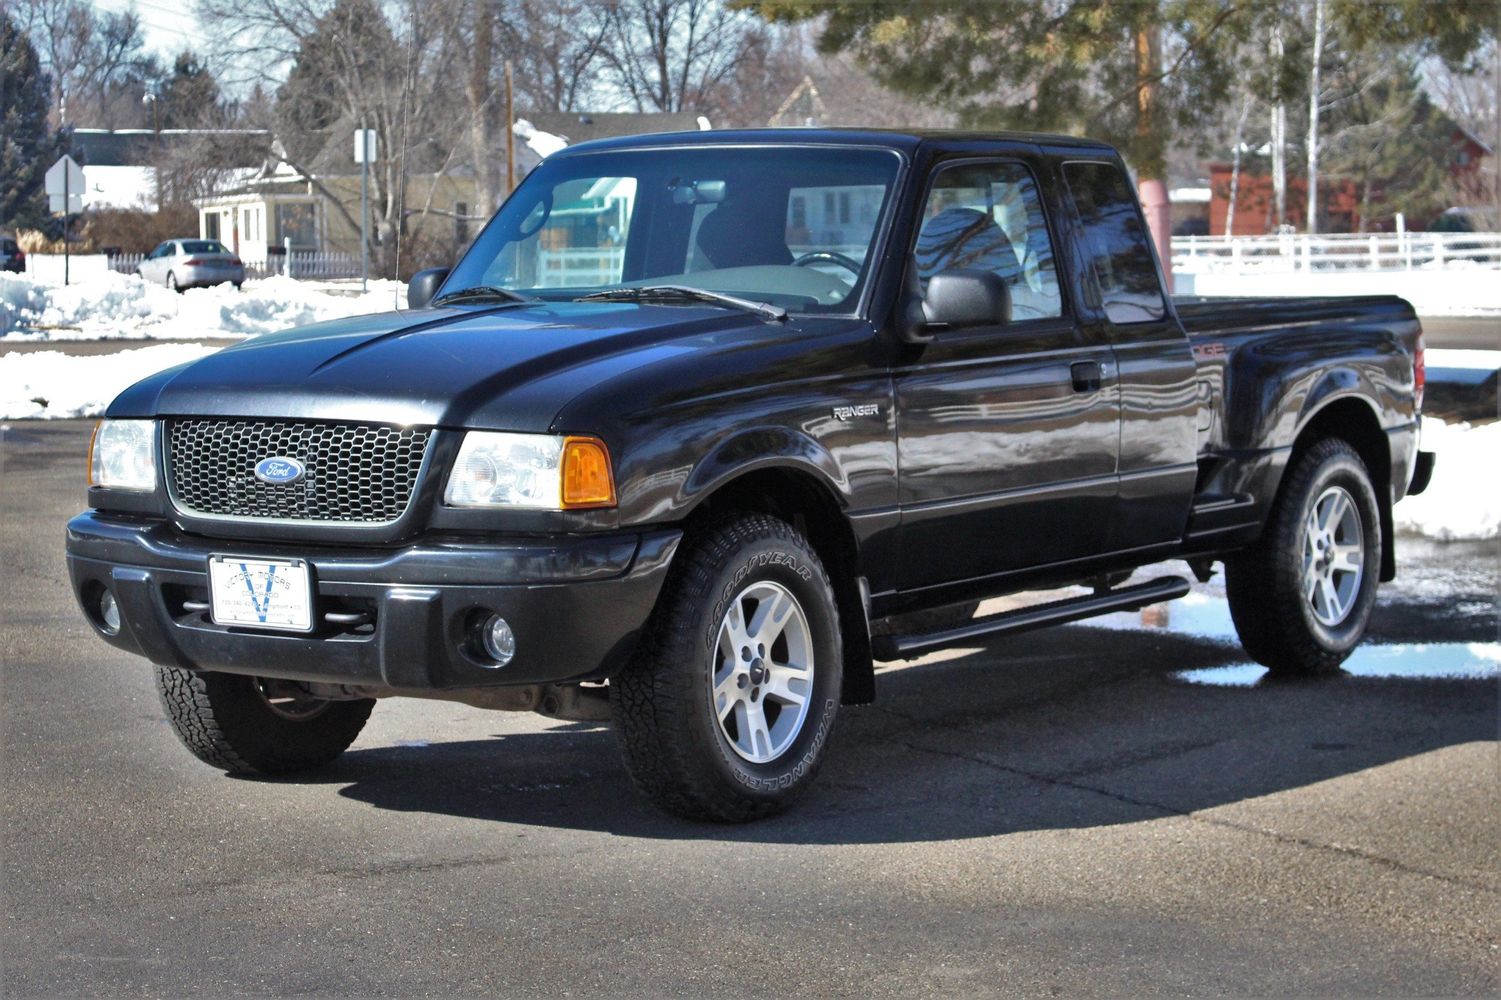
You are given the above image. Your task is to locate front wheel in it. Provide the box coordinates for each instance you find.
[612,514,842,822]
[155,666,374,774]
[1225,438,1382,675]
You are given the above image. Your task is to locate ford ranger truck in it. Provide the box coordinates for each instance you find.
[66,129,1434,821]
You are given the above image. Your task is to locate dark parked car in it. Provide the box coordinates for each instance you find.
[67,129,1433,821]
[1,235,25,273]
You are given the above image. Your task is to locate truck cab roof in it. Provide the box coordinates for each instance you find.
[557,126,1120,159]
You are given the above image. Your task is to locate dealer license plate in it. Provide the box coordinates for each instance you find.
[208,556,313,632]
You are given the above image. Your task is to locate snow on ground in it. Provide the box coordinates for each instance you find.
[0,271,405,341]
[1396,417,1500,541]
[1,343,220,419]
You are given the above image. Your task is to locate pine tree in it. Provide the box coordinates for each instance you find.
[1323,57,1458,229]
[159,52,226,129]
[1,12,64,230]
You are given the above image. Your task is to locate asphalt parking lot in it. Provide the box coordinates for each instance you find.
[2,420,1497,997]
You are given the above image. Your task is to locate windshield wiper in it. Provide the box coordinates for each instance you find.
[576,285,787,322]
[432,284,536,306]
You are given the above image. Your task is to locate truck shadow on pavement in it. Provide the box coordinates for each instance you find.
[321,596,1497,844]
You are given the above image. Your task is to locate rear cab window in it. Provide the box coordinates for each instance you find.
[1061,161,1165,324]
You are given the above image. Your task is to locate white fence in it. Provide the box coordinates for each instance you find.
[105,251,360,280]
[1172,231,1501,274]
[103,250,360,277]
[1170,231,1501,315]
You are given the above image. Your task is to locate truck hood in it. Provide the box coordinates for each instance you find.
[107,301,778,430]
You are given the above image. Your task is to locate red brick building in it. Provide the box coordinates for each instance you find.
[1205,126,1492,235]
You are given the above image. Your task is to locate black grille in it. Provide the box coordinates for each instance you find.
[166,419,432,523]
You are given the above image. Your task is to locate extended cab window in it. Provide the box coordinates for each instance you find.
[916,161,1062,322]
[1062,161,1165,324]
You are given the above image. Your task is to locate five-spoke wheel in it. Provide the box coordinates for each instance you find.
[712,580,814,763]
[1302,486,1364,626]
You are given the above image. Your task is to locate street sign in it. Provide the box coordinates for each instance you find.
[354,129,378,164]
[45,155,85,215]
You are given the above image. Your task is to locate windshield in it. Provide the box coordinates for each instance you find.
[443,145,902,314]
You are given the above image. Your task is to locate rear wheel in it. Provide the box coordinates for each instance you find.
[166,271,181,292]
[1225,438,1381,675]
[155,666,374,774]
[612,514,842,821]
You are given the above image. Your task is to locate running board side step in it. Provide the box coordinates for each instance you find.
[870,576,1192,662]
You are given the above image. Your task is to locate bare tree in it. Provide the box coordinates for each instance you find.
[599,0,761,116]
[11,0,161,126]
[198,0,460,274]
[503,0,611,113]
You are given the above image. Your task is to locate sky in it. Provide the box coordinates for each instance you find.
[88,0,205,60]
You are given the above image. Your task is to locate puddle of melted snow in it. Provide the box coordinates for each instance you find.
[1173,642,1501,687]
[1081,589,1240,643]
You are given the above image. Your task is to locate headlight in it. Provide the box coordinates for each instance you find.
[445,432,616,509]
[89,419,158,492]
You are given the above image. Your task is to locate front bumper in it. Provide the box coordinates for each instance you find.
[66,511,679,691]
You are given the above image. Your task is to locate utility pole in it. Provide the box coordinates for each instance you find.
[505,60,515,195]
[143,92,160,208]
[356,124,374,292]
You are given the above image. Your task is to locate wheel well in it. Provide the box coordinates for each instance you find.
[1293,398,1395,581]
[687,469,875,704]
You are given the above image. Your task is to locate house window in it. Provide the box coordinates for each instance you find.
[276,203,316,248]
[242,207,261,243]
[204,213,220,240]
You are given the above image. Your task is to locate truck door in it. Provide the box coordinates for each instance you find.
[894,156,1121,589]
[1058,159,1198,552]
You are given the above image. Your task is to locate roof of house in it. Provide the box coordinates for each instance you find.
[524,112,708,145]
[70,128,272,168]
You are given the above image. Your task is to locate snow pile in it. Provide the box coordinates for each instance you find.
[0,271,405,342]
[513,118,568,159]
[1395,417,1500,541]
[1,344,220,419]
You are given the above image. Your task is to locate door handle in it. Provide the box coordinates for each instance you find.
[1071,360,1104,393]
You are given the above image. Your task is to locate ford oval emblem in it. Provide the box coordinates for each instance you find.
[254,457,306,485]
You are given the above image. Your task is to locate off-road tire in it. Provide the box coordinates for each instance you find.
[612,514,842,822]
[1225,438,1382,675]
[155,666,374,774]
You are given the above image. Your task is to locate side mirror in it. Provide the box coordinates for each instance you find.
[407,267,451,309]
[922,269,1011,331]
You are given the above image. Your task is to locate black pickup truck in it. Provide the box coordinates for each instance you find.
[67,129,1433,821]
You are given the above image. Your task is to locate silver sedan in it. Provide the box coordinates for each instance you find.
[136,239,245,292]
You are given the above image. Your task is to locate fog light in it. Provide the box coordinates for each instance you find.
[98,589,121,634]
[480,614,516,667]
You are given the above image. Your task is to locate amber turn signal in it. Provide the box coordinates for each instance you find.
[560,436,617,508]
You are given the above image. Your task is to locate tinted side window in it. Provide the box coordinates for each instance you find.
[1062,162,1165,324]
[916,161,1063,322]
